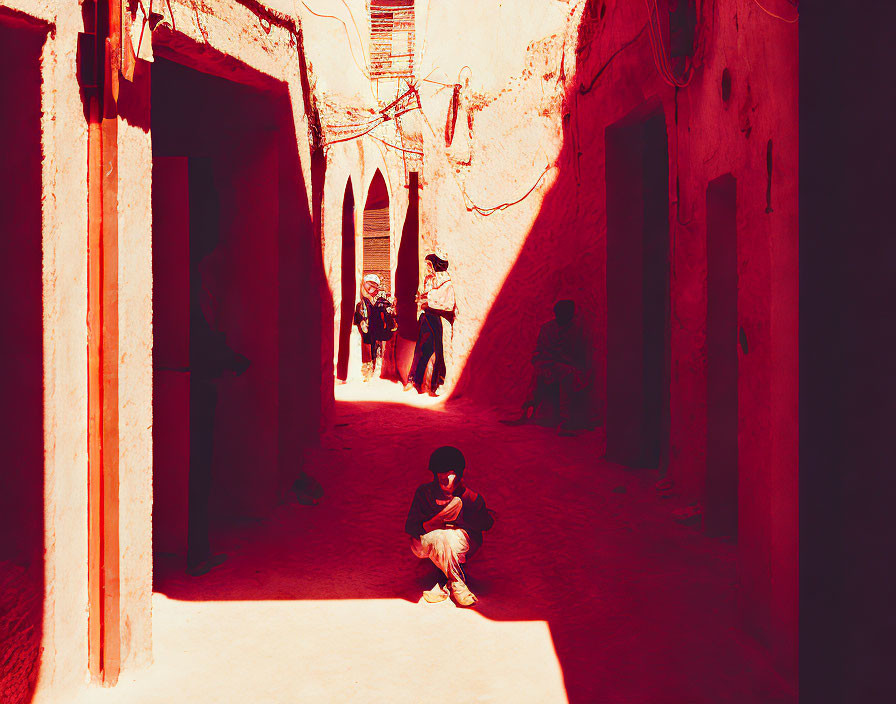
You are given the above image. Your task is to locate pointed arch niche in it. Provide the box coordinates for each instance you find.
[336,178,356,381]
[362,169,391,295]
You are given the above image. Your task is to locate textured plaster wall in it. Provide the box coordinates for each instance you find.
[0,0,328,699]
[35,2,91,701]
[413,2,581,398]
[116,62,154,674]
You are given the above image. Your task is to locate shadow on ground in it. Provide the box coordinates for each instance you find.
[154,394,794,704]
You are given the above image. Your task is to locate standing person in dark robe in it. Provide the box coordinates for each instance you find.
[405,251,456,396]
[405,446,494,607]
[354,273,395,382]
[504,299,589,435]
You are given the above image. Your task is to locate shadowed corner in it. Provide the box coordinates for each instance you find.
[0,13,47,704]
[149,50,333,587]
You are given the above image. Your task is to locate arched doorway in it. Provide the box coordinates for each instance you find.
[336,178,356,381]
[362,169,390,294]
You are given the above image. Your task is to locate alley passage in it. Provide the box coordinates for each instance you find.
[76,383,795,704]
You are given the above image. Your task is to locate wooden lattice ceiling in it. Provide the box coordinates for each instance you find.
[369,0,415,80]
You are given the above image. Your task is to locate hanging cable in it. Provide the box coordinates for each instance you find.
[320,117,386,149]
[340,0,371,66]
[299,1,372,80]
[463,164,555,216]
[579,23,649,94]
[644,0,693,88]
[751,0,799,23]
[320,85,422,150]
[368,134,424,156]
[417,103,554,217]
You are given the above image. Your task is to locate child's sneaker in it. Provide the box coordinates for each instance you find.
[422,582,449,603]
[450,580,478,607]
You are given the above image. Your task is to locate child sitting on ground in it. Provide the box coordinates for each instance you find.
[404,446,494,607]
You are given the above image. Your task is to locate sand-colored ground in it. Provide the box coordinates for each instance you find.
[74,381,795,704]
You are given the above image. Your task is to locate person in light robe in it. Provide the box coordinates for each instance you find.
[405,251,456,396]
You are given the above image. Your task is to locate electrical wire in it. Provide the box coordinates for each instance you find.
[750,0,799,23]
[417,102,554,217]
[320,84,422,151]
[464,164,555,216]
[645,0,693,88]
[368,134,424,156]
[423,77,454,88]
[299,1,372,80]
[579,23,648,94]
[321,117,386,149]
[340,0,371,66]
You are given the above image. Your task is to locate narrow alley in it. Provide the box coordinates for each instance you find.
[74,382,793,704]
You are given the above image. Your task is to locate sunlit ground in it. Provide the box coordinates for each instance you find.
[72,378,795,704]
[334,375,448,408]
[74,595,566,704]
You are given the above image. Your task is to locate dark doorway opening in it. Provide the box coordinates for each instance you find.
[151,55,317,580]
[705,174,738,537]
[605,106,671,469]
[336,179,356,381]
[0,16,45,703]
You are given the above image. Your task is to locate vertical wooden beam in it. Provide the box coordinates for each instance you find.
[100,0,122,685]
[87,92,103,683]
[99,109,121,687]
[87,0,122,685]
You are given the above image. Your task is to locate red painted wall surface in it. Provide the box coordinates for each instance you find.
[451,0,797,676]
[0,18,45,704]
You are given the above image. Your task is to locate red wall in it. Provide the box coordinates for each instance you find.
[0,17,45,704]
[452,0,798,676]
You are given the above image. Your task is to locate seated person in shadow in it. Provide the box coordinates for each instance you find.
[404,446,494,608]
[503,299,589,436]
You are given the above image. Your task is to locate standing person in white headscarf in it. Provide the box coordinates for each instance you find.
[354,273,396,382]
[405,251,456,396]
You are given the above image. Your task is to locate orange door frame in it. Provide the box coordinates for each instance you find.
[87,0,121,685]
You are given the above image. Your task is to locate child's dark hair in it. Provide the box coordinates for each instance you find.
[425,253,449,272]
[428,445,465,477]
[554,299,575,325]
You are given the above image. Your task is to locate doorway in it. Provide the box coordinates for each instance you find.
[362,169,391,294]
[705,174,738,537]
[605,106,671,469]
[151,56,316,577]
